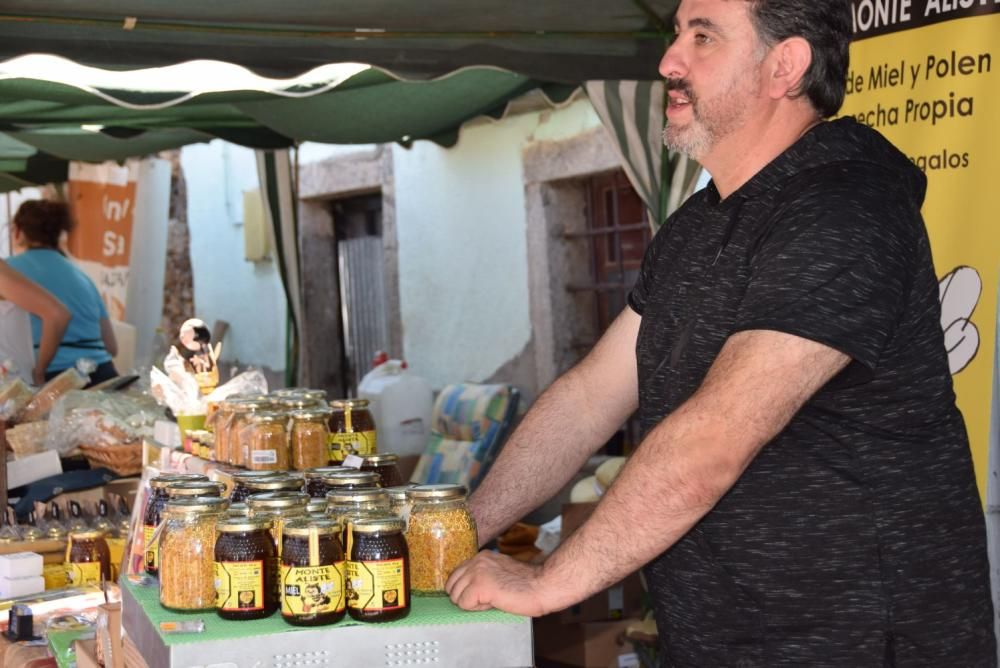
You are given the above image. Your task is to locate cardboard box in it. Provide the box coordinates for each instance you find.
[557,503,643,624]
[6,451,62,489]
[534,616,640,668]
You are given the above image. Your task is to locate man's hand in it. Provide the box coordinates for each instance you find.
[446,551,555,617]
[32,366,46,386]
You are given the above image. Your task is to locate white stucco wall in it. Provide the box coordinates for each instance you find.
[181,141,287,371]
[392,98,602,388]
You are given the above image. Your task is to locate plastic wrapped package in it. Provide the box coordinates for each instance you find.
[0,378,33,421]
[17,369,87,423]
[6,421,48,457]
[44,390,160,454]
[150,366,269,419]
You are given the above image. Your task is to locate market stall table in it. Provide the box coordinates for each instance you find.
[122,579,532,667]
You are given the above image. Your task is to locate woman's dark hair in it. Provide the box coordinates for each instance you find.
[12,199,74,249]
[746,1,853,118]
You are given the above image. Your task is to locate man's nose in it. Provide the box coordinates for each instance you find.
[659,38,687,80]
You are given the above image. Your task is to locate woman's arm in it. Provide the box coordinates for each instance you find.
[0,260,70,384]
[100,317,118,358]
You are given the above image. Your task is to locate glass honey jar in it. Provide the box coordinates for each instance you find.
[359,453,404,488]
[328,399,377,463]
[347,517,410,623]
[281,519,346,626]
[143,473,208,576]
[290,409,333,471]
[214,517,278,620]
[66,529,111,586]
[248,412,290,472]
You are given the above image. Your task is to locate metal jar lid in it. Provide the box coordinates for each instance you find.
[282,518,341,537]
[306,499,328,515]
[321,470,379,488]
[247,492,310,511]
[217,516,272,533]
[166,481,226,498]
[68,529,107,540]
[150,473,208,489]
[407,484,468,500]
[243,476,304,492]
[360,453,399,466]
[330,398,371,410]
[351,517,405,535]
[164,497,230,515]
[290,408,333,422]
[384,485,417,502]
[251,411,290,425]
[326,488,390,508]
[232,470,284,483]
[303,466,343,480]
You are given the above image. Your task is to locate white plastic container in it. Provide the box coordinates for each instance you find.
[358,360,433,457]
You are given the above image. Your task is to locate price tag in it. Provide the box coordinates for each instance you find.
[343,454,364,469]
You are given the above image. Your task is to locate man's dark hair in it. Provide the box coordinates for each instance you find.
[746,1,852,117]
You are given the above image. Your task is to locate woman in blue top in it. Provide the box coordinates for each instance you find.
[7,200,119,387]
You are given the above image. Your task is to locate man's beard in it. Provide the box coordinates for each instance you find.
[662,66,760,159]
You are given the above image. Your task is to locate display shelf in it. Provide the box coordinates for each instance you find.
[122,579,533,668]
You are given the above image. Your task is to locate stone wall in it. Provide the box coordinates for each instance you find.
[160,150,195,340]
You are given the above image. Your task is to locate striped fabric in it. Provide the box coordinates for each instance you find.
[410,383,520,490]
[255,149,301,385]
[585,80,703,229]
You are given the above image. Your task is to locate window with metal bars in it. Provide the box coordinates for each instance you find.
[565,170,652,454]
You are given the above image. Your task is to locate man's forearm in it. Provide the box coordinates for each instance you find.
[470,309,641,545]
[470,370,627,544]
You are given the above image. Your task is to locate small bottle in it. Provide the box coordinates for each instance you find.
[406,485,479,596]
[67,501,89,533]
[347,517,410,622]
[248,412,290,471]
[66,529,112,586]
[158,497,229,612]
[92,500,115,537]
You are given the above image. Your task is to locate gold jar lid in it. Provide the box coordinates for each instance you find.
[290,408,333,422]
[227,503,249,517]
[243,476,303,492]
[150,473,209,489]
[279,396,324,410]
[351,517,405,534]
[229,399,275,413]
[247,492,310,511]
[321,470,379,488]
[307,500,328,514]
[360,453,399,466]
[326,488,390,507]
[251,411,289,425]
[271,387,313,397]
[167,481,226,497]
[303,466,343,480]
[384,485,416,502]
[408,484,468,500]
[217,517,272,533]
[164,497,230,515]
[68,529,107,540]
[283,518,341,537]
[232,470,284,483]
[330,398,370,410]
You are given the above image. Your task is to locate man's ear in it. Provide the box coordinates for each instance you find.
[767,36,812,100]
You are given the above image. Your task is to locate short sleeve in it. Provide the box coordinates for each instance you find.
[733,187,915,373]
[628,220,671,315]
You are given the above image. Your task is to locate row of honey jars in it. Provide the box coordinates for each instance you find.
[211,396,377,472]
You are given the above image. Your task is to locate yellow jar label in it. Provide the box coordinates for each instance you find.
[346,558,406,611]
[66,561,101,586]
[327,430,376,462]
[215,560,266,612]
[281,563,345,616]
[143,524,158,571]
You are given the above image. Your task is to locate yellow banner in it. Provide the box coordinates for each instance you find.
[840,7,998,497]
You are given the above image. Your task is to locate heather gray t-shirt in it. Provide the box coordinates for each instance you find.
[629,119,994,667]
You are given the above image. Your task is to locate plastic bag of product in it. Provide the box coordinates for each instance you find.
[204,368,268,404]
[149,366,202,417]
[17,368,87,423]
[44,390,159,454]
[0,377,34,421]
[6,420,48,457]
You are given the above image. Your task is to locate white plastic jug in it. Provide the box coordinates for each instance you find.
[358,360,433,457]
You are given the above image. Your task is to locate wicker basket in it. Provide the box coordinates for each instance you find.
[79,442,143,476]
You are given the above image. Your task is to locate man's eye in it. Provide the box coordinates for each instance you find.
[694,33,711,44]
